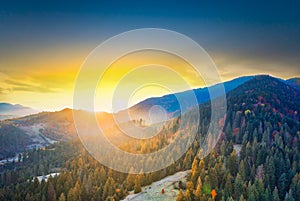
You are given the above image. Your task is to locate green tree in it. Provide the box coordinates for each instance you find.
[227,150,238,176]
[278,173,287,200]
[224,173,233,198]
[225,124,232,141]
[264,187,271,201]
[25,193,31,201]
[266,156,276,191]
[221,140,226,156]
[102,177,116,200]
[209,168,218,189]
[239,195,246,201]
[42,194,47,201]
[291,174,300,201]
[234,174,244,199]
[273,187,280,201]
[247,184,257,201]
[285,190,295,201]
[255,179,264,201]
[238,160,247,181]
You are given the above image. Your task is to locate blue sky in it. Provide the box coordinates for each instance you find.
[0,1,299,110]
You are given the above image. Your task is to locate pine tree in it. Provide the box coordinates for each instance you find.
[176,189,185,201]
[266,156,276,191]
[264,187,271,201]
[209,168,218,189]
[126,168,135,190]
[25,193,31,201]
[191,158,200,184]
[278,173,287,200]
[227,150,238,176]
[224,173,233,198]
[183,149,194,169]
[67,188,77,201]
[238,160,247,181]
[194,182,202,201]
[221,141,226,156]
[134,175,142,194]
[227,197,234,201]
[58,193,66,201]
[255,179,264,201]
[291,173,300,201]
[102,177,116,200]
[239,195,246,201]
[186,181,194,193]
[285,189,295,201]
[185,189,192,201]
[47,181,57,201]
[234,174,244,199]
[273,187,280,201]
[225,124,232,141]
[41,194,47,201]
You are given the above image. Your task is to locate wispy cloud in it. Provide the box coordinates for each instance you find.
[4,79,58,93]
[0,87,10,94]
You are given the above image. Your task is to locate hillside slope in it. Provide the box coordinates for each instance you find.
[119,76,253,124]
[286,77,300,92]
[0,124,32,159]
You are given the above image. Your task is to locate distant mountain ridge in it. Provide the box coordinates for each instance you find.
[0,103,38,120]
[126,75,300,124]
[120,76,254,124]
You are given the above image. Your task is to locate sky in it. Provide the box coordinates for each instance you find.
[0,1,300,111]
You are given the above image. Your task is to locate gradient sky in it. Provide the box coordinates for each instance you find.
[0,1,300,111]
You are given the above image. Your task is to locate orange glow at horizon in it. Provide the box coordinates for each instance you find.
[0,46,298,112]
[94,50,205,112]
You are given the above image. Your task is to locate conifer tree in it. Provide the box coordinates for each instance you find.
[134,175,142,194]
[176,189,185,201]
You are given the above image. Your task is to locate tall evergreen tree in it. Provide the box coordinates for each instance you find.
[176,189,185,201]
[47,182,57,201]
[134,175,142,194]
[102,177,116,200]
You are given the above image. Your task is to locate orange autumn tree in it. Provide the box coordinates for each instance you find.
[211,189,217,199]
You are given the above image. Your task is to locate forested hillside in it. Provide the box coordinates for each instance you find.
[176,75,300,201]
[0,124,32,159]
[0,75,299,201]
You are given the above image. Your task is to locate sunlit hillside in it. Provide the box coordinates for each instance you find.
[1,75,300,200]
